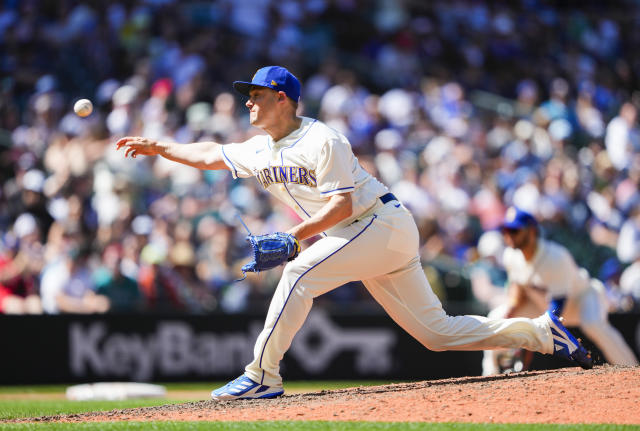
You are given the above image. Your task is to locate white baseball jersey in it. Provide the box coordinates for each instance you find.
[220,116,388,226]
[502,239,589,300]
[218,116,558,387]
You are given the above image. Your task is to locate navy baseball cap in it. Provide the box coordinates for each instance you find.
[500,207,538,230]
[233,66,301,102]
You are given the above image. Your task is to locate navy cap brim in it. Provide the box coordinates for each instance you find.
[500,221,526,230]
[233,81,272,97]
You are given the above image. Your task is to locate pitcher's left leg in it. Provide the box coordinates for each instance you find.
[363,257,554,354]
[244,212,410,386]
[243,236,350,387]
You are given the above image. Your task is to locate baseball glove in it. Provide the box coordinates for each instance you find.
[238,232,300,279]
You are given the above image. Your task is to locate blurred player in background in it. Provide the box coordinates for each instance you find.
[482,207,638,375]
[117,66,592,401]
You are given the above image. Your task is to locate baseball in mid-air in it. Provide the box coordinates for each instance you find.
[73,98,93,117]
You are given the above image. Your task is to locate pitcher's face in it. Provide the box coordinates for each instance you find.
[246,87,279,128]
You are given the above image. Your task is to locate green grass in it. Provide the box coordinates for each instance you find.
[0,381,394,395]
[0,399,184,421]
[0,381,395,421]
[0,422,638,430]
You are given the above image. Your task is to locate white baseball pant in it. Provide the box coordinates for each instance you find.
[245,201,554,386]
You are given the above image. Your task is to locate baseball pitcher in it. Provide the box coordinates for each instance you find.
[116,66,593,401]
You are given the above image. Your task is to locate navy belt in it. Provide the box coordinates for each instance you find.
[379,192,398,204]
[351,193,400,225]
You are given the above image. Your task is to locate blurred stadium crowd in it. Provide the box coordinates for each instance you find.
[1,0,640,315]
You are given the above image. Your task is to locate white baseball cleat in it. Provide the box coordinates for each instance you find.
[210,374,284,400]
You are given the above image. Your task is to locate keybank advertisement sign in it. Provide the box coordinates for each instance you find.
[68,311,396,381]
[69,321,261,381]
[6,312,636,383]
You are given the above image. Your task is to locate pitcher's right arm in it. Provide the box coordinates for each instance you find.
[116,137,230,171]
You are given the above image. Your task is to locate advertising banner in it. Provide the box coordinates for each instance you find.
[1,311,638,384]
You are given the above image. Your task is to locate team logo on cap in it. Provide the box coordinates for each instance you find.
[271,80,277,86]
[506,207,517,222]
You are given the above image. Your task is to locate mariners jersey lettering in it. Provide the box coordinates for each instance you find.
[221,117,388,222]
[256,166,317,189]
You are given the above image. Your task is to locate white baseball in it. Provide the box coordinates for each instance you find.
[74,99,93,117]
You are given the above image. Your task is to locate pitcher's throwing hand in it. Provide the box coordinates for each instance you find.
[116,136,162,158]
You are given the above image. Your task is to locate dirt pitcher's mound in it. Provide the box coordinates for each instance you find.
[16,366,640,424]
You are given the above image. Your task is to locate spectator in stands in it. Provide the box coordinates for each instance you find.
[40,245,109,314]
[94,243,142,313]
[469,230,508,313]
[605,102,638,172]
[0,213,43,314]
